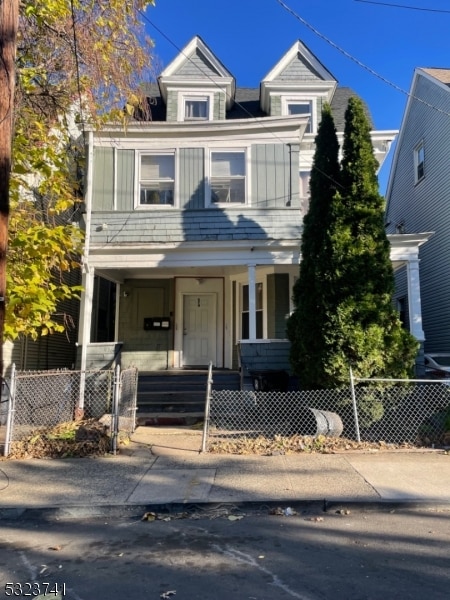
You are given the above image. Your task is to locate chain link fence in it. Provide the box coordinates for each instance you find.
[1,365,138,457]
[204,379,450,449]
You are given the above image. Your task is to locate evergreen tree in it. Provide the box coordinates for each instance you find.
[288,97,418,396]
[287,104,341,388]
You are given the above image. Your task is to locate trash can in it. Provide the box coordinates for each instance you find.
[250,370,290,392]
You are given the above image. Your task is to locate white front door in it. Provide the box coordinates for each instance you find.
[183,294,216,366]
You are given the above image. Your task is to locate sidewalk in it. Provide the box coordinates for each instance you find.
[0,426,450,519]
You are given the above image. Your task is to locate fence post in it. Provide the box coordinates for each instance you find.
[201,361,213,453]
[4,364,16,457]
[131,368,138,433]
[350,367,361,443]
[111,364,121,455]
[76,371,86,420]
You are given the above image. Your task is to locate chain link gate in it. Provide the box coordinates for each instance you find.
[2,365,138,457]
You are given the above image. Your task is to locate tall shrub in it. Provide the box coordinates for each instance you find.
[287,104,341,388]
[288,97,418,402]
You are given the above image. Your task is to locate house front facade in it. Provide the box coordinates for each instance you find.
[385,68,450,357]
[78,36,425,376]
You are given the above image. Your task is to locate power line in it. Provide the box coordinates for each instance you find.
[276,0,450,118]
[354,0,450,13]
[138,10,347,190]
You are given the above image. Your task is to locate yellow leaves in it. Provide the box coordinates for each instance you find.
[6,198,83,341]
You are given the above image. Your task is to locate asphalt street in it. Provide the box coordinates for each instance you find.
[0,505,449,600]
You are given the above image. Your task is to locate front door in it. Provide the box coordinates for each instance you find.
[183,294,216,366]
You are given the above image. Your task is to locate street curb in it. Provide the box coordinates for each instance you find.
[1,499,450,521]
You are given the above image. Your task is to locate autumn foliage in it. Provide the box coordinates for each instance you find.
[8,0,155,340]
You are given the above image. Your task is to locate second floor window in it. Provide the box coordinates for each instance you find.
[139,153,175,206]
[414,142,424,183]
[210,151,246,204]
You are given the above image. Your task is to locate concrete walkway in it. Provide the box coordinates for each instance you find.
[0,427,449,519]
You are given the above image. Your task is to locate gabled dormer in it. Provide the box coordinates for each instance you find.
[158,35,236,122]
[260,40,337,134]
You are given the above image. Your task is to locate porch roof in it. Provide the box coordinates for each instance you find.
[86,232,433,284]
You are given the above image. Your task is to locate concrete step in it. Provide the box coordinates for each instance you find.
[136,412,204,427]
[136,370,240,427]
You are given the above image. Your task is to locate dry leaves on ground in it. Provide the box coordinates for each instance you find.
[6,419,112,459]
[208,434,416,455]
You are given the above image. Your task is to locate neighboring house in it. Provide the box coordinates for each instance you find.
[78,35,427,376]
[385,68,450,361]
[4,288,80,374]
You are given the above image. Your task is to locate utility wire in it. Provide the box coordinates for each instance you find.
[138,9,347,190]
[355,0,450,13]
[276,0,450,118]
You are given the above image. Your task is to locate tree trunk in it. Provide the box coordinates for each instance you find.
[0,0,19,377]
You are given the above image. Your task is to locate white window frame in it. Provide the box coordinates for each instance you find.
[281,96,317,133]
[414,141,425,184]
[178,91,214,122]
[208,149,248,207]
[241,281,264,340]
[135,150,176,209]
[234,278,266,341]
[299,170,311,199]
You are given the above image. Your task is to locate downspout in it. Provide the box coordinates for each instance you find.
[287,143,292,207]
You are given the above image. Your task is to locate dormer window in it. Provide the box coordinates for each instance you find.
[287,102,312,133]
[281,97,316,133]
[179,92,214,122]
[185,97,209,120]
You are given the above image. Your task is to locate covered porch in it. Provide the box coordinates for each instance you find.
[76,232,432,378]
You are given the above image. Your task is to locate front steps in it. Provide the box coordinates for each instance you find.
[136,369,240,427]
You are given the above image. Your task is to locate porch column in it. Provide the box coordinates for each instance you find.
[248,263,257,340]
[77,265,95,414]
[406,258,425,341]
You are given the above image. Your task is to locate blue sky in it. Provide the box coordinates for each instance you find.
[143,0,450,193]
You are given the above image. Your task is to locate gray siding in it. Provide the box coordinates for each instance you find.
[91,142,299,216]
[117,150,134,211]
[175,49,220,78]
[179,148,205,209]
[93,147,114,211]
[270,96,282,117]
[214,91,226,120]
[386,73,450,352]
[276,53,324,82]
[166,90,178,122]
[118,279,175,370]
[90,208,303,245]
[267,273,290,338]
[75,342,122,370]
[251,143,300,208]
[238,340,292,373]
